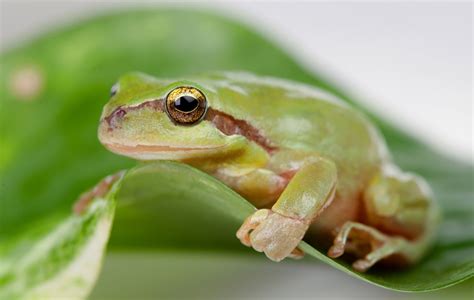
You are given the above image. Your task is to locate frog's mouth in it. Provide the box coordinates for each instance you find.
[103,142,225,160]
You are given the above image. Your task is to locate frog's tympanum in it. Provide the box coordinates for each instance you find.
[96,72,439,271]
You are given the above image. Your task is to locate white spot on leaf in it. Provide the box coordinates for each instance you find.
[9,65,44,100]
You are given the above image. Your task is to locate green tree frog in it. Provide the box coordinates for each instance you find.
[95,71,439,272]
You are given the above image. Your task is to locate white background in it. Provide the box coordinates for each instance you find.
[1,1,472,299]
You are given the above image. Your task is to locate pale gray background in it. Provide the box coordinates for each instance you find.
[1,1,472,299]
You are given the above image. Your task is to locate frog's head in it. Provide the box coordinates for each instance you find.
[98,72,249,160]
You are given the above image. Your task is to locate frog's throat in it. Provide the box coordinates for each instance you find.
[103,98,278,154]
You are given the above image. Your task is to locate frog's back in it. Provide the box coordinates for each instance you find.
[201,72,388,196]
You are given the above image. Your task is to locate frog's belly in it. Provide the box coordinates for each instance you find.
[305,195,361,248]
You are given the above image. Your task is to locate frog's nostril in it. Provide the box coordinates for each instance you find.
[113,108,127,119]
[104,107,127,129]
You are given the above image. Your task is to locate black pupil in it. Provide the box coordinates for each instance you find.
[174,95,199,112]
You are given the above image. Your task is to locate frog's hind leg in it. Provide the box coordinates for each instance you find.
[328,169,439,272]
[328,222,413,271]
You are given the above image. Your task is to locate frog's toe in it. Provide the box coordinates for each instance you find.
[328,238,366,259]
[352,237,406,272]
[328,243,345,258]
[288,247,305,259]
[328,221,378,258]
[352,259,373,272]
[249,228,293,262]
[236,209,271,247]
[238,210,308,262]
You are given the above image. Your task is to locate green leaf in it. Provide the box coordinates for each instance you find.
[0,182,118,299]
[0,8,472,296]
[107,161,473,292]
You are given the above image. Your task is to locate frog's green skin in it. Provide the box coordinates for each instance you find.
[98,71,439,272]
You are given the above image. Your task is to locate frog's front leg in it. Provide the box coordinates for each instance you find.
[328,169,439,271]
[236,157,337,261]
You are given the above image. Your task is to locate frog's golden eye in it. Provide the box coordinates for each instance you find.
[165,86,207,125]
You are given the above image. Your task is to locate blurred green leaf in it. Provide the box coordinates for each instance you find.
[0,8,472,297]
[0,184,117,299]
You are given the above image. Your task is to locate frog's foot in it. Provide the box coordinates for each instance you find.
[73,171,125,215]
[328,221,407,272]
[288,246,305,259]
[236,209,308,261]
